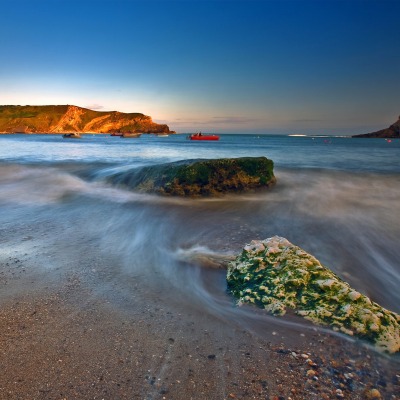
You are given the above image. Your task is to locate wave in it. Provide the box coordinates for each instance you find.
[1,161,399,318]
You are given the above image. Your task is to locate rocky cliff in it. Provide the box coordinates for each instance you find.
[353,115,400,138]
[0,105,173,134]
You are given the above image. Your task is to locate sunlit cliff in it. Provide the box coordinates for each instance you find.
[0,105,173,134]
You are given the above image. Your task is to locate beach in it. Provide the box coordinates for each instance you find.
[0,214,399,400]
[0,134,399,399]
[0,225,399,399]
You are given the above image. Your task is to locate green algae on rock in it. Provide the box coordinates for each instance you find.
[106,157,276,197]
[227,236,400,353]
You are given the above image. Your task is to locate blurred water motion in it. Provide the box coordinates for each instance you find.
[0,134,399,345]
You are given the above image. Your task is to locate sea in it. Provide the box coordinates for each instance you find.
[0,133,399,348]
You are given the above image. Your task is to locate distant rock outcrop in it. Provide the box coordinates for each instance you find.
[353,116,400,138]
[227,236,400,353]
[105,157,276,197]
[0,105,173,134]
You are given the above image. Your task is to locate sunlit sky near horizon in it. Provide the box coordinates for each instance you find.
[1,0,399,134]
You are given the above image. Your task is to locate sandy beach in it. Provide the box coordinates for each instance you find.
[1,212,399,400]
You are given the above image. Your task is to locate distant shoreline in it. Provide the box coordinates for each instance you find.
[0,132,180,136]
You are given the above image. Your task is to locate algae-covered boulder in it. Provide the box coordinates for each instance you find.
[227,236,400,353]
[106,157,276,196]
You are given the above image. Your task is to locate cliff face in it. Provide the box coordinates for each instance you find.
[353,116,400,138]
[0,105,173,134]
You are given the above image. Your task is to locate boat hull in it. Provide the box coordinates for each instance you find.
[188,134,219,141]
[62,133,81,139]
[121,133,142,138]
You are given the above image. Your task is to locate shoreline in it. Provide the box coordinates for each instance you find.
[1,132,206,136]
[1,226,399,400]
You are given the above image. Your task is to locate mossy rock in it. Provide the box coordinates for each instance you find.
[227,236,400,353]
[107,157,276,197]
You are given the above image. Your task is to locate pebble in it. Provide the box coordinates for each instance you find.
[335,388,344,398]
[307,359,317,367]
[306,369,316,377]
[365,388,382,399]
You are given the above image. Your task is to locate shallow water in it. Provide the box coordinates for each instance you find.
[0,133,399,350]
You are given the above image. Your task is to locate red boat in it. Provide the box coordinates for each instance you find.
[110,132,123,136]
[187,132,220,141]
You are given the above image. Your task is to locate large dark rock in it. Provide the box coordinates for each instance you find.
[106,157,276,196]
[353,115,400,138]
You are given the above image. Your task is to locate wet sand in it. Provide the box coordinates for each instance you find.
[0,214,399,400]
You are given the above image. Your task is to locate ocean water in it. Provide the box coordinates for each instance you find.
[1,133,399,172]
[0,133,399,346]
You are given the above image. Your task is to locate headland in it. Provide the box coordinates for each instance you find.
[0,105,173,134]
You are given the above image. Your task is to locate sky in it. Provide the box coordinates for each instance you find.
[1,0,399,134]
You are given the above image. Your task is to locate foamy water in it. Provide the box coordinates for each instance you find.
[0,133,399,348]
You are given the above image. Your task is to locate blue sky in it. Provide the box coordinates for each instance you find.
[1,0,399,134]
